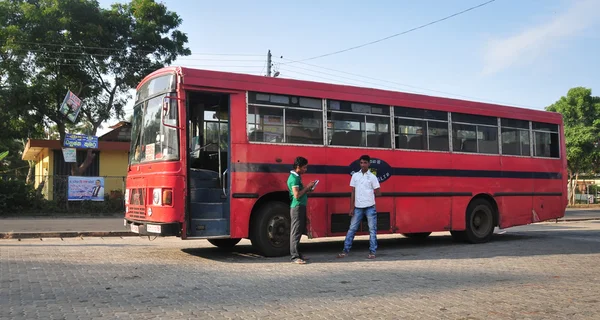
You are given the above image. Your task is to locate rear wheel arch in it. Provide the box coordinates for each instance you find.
[471,193,499,227]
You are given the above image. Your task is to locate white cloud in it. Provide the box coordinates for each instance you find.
[482,0,600,75]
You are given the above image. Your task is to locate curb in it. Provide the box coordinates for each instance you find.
[0,231,136,239]
[2,218,599,240]
[556,218,600,222]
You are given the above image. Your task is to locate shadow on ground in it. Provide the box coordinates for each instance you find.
[181,224,600,264]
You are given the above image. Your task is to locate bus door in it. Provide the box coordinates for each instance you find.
[186,91,231,237]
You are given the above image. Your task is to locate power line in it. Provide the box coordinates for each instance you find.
[28,53,264,63]
[275,57,537,109]
[4,40,264,56]
[279,68,363,87]
[283,0,496,64]
[12,53,264,69]
[281,64,421,94]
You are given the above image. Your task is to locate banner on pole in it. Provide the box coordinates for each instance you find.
[64,133,98,149]
[59,91,82,123]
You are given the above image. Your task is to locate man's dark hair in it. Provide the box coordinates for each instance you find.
[359,155,370,162]
[293,156,308,169]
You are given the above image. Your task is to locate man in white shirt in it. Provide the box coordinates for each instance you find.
[337,154,382,259]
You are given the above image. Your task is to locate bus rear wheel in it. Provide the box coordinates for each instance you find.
[465,198,495,244]
[208,238,241,249]
[401,232,431,240]
[250,201,290,257]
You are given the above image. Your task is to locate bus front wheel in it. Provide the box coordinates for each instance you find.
[465,198,495,244]
[208,238,241,249]
[250,201,290,257]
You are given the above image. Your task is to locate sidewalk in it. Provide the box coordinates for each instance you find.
[0,215,132,239]
[1,209,599,239]
[561,208,600,221]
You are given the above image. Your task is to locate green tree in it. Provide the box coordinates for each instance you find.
[546,87,600,205]
[1,0,190,175]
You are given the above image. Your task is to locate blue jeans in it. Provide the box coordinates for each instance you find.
[342,206,378,254]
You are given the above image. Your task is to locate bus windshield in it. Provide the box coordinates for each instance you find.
[129,93,179,164]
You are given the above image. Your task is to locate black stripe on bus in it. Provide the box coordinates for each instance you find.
[309,192,473,198]
[231,163,562,180]
[232,193,260,199]
[232,191,564,199]
[493,192,563,197]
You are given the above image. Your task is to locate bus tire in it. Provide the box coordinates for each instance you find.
[450,230,466,242]
[401,232,431,240]
[207,238,241,249]
[250,201,290,257]
[465,198,495,244]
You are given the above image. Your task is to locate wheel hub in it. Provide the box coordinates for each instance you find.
[267,215,289,247]
[471,208,491,237]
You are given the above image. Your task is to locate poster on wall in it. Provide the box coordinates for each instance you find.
[62,148,76,163]
[68,176,105,201]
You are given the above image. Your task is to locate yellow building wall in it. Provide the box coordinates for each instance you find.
[34,149,54,200]
[99,151,129,196]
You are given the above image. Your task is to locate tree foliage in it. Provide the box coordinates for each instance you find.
[1,0,190,175]
[546,87,600,204]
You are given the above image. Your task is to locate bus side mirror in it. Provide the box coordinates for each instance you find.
[162,96,183,130]
[162,97,170,117]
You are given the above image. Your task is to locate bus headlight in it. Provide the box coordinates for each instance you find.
[152,188,162,206]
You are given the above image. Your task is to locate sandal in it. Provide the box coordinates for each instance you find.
[337,252,348,258]
[292,258,307,264]
[368,252,376,259]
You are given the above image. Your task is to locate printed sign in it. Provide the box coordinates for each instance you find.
[64,133,98,149]
[59,91,83,123]
[62,148,77,163]
[67,176,105,201]
[349,158,393,183]
[144,143,155,161]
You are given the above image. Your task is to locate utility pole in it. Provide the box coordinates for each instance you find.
[266,50,272,77]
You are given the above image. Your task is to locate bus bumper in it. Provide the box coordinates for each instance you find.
[124,219,181,237]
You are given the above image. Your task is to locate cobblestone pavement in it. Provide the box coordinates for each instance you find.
[1,221,600,320]
[1,209,598,234]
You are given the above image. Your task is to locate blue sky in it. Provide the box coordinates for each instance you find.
[98,0,600,133]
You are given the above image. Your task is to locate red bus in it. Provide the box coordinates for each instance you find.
[124,66,566,257]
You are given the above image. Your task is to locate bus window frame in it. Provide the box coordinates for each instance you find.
[243,90,562,160]
[130,72,180,166]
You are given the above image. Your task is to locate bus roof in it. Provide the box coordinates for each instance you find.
[139,66,562,124]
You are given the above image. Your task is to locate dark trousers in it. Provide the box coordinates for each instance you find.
[290,205,306,260]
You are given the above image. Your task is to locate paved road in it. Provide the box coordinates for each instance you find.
[1,208,599,233]
[1,220,600,319]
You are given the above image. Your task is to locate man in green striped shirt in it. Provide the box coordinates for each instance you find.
[287,156,316,264]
